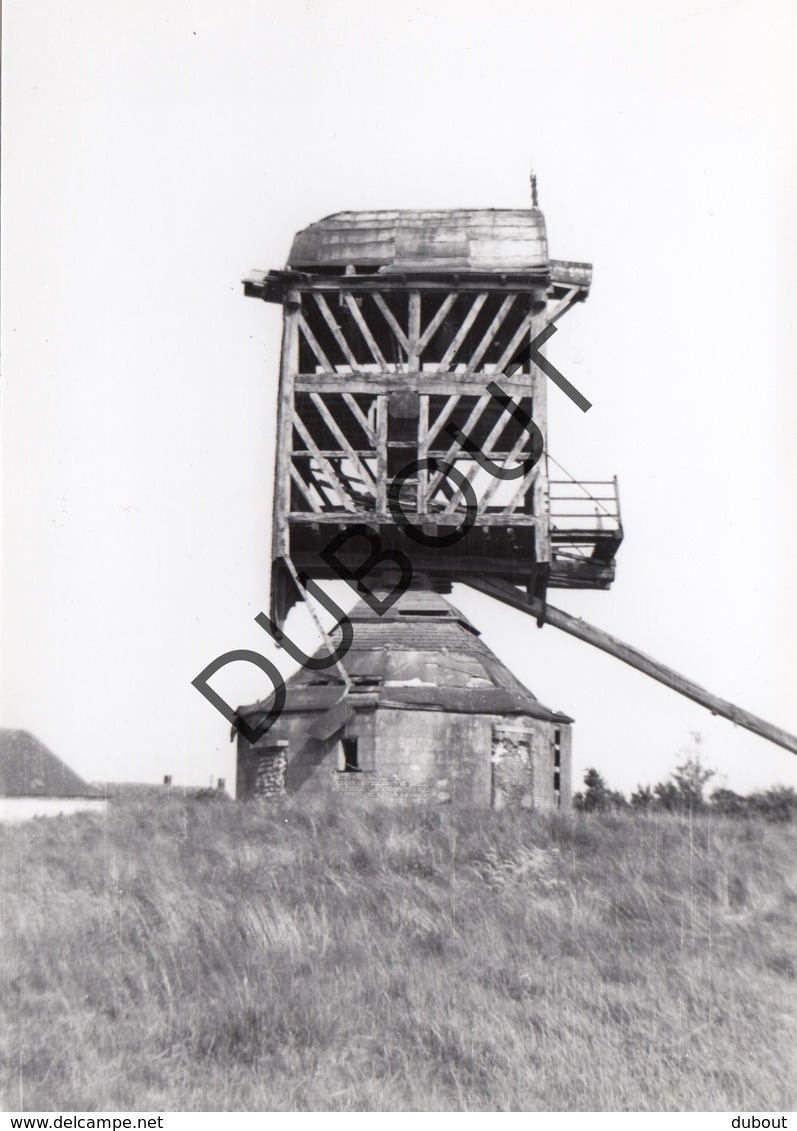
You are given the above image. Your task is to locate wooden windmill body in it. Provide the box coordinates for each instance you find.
[238,185,796,804]
[246,197,622,622]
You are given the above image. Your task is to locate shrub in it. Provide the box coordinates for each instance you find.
[747,785,797,823]
[572,768,627,812]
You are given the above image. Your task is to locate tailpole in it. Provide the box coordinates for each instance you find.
[467,577,797,757]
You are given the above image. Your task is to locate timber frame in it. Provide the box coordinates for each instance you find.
[247,260,622,626]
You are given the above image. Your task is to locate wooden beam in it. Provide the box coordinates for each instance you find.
[407,291,421,369]
[372,293,410,356]
[288,463,323,513]
[416,293,457,354]
[417,393,429,513]
[341,392,377,446]
[530,310,550,564]
[500,454,542,516]
[425,392,492,501]
[343,292,388,368]
[245,269,553,297]
[466,577,797,757]
[543,286,581,327]
[376,394,388,513]
[273,294,300,558]
[437,293,488,371]
[297,313,335,372]
[286,512,539,526]
[424,393,461,448]
[312,293,363,371]
[490,312,534,376]
[291,415,357,512]
[479,426,538,515]
[295,373,514,394]
[281,555,352,690]
[308,392,377,496]
[443,392,529,515]
[463,294,517,375]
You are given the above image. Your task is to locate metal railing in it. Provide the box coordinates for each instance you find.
[548,477,622,533]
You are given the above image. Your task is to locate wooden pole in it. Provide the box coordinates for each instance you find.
[466,577,797,757]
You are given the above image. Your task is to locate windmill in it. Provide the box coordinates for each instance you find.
[237,178,796,803]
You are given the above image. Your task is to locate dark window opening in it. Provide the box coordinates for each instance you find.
[342,737,360,773]
[398,609,453,617]
[553,728,562,805]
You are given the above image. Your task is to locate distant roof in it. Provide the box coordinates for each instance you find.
[287,209,550,273]
[0,729,98,798]
[93,782,221,801]
[238,589,572,725]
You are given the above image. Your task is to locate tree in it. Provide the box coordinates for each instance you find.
[710,787,748,818]
[573,768,627,812]
[746,786,797,822]
[653,779,680,812]
[630,784,654,812]
[671,756,715,811]
[650,735,715,815]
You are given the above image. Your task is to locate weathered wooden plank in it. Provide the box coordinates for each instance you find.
[500,448,541,515]
[425,393,492,502]
[286,511,540,526]
[273,296,300,558]
[312,293,362,371]
[245,271,553,302]
[407,291,421,368]
[309,392,377,495]
[289,463,323,513]
[297,313,334,372]
[417,393,429,512]
[424,394,461,448]
[443,392,528,515]
[376,395,388,513]
[287,210,553,269]
[344,292,388,368]
[295,373,525,395]
[281,553,352,690]
[530,311,550,563]
[549,259,593,288]
[542,286,581,328]
[372,293,410,355]
[491,312,534,376]
[288,210,551,272]
[291,449,376,458]
[467,577,797,757]
[416,293,458,354]
[475,422,536,515]
[291,414,357,512]
[437,293,488,372]
[341,392,376,446]
[462,294,517,375]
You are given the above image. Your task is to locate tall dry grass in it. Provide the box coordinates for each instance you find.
[1,797,794,1111]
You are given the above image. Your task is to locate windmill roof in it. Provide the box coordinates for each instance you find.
[0,729,98,798]
[287,209,550,273]
[237,589,572,726]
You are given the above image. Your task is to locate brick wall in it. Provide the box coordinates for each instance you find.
[254,749,287,798]
[332,772,444,803]
[491,722,562,811]
[237,708,571,810]
[491,728,534,808]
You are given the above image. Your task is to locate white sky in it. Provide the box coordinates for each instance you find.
[2,0,796,797]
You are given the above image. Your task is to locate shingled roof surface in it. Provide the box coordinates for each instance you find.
[238,589,571,724]
[288,209,550,273]
[0,729,97,798]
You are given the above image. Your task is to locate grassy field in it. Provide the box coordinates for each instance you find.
[1,796,795,1112]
